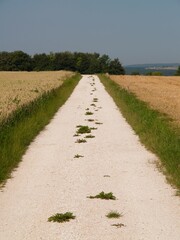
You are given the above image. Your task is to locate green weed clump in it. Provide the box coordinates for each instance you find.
[90,127,97,130]
[74,154,84,158]
[76,139,87,143]
[73,134,80,137]
[0,74,81,185]
[87,191,116,200]
[76,125,91,134]
[87,119,94,122]
[99,74,180,190]
[85,111,93,115]
[85,135,95,138]
[93,98,98,102]
[48,212,75,223]
[106,211,122,219]
[95,122,103,125]
[111,223,125,228]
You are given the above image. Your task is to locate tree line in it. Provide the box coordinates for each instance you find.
[0,51,125,75]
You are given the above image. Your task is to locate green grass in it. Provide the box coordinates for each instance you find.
[90,104,96,107]
[86,119,94,122]
[106,211,122,219]
[76,125,91,134]
[74,154,84,158]
[87,191,116,200]
[85,111,93,115]
[95,122,103,125]
[111,223,125,228]
[48,212,76,223]
[85,134,95,138]
[93,98,98,102]
[76,125,83,128]
[73,134,80,137]
[75,139,87,143]
[90,127,97,130]
[99,74,180,191]
[0,74,81,185]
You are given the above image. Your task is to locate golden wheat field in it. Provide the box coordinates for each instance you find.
[110,75,180,126]
[0,71,74,121]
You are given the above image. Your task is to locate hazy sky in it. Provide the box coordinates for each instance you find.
[0,0,180,65]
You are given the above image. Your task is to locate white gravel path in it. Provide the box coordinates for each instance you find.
[0,75,179,240]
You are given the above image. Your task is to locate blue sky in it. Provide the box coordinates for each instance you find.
[0,0,180,65]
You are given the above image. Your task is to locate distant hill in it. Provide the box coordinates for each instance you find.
[124,63,180,76]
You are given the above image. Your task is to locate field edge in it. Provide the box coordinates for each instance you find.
[0,73,81,185]
[99,74,180,193]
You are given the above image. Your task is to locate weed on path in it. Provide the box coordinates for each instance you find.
[48,212,75,223]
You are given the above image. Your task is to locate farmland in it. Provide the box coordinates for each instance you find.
[0,71,74,122]
[110,75,180,126]
[0,72,80,184]
[0,75,180,239]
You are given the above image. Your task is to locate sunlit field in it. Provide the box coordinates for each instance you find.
[0,71,74,121]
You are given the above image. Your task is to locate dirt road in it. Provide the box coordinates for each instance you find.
[0,75,179,240]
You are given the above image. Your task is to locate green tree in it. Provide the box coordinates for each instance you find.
[99,54,110,73]
[175,66,180,76]
[146,71,163,76]
[32,53,53,71]
[0,51,32,71]
[108,58,125,75]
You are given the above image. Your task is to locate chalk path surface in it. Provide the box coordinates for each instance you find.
[0,75,179,240]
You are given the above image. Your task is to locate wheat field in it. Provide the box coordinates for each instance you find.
[0,71,74,121]
[110,75,180,126]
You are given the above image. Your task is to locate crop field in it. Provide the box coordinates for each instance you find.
[0,71,74,121]
[110,75,180,126]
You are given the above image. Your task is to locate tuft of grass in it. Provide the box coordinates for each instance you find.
[104,175,110,178]
[95,122,103,125]
[99,74,180,191]
[87,119,94,122]
[75,139,87,143]
[76,125,91,134]
[90,127,97,130]
[0,74,81,185]
[85,134,95,138]
[86,108,90,111]
[76,125,83,128]
[91,104,96,107]
[111,223,125,228]
[73,134,80,137]
[85,111,93,115]
[48,212,75,223]
[74,154,84,158]
[87,191,116,200]
[106,211,123,219]
[93,98,98,102]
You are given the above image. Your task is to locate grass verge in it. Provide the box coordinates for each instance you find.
[99,74,180,191]
[0,74,81,185]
